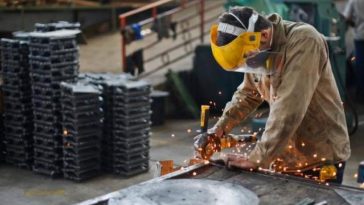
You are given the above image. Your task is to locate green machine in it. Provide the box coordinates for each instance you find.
[225,0,358,135]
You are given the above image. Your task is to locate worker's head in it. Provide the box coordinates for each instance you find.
[210,7,276,74]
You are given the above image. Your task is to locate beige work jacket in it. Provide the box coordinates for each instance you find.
[215,14,351,171]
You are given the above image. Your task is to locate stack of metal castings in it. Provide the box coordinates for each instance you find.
[29,30,79,177]
[80,73,133,172]
[82,73,151,176]
[35,21,81,32]
[108,80,151,176]
[1,38,33,169]
[60,82,102,181]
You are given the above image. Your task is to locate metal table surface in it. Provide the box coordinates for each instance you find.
[76,163,364,205]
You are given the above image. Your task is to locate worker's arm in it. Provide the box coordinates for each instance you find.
[248,33,327,167]
[214,74,264,134]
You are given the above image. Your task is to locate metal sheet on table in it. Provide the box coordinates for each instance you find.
[108,179,259,205]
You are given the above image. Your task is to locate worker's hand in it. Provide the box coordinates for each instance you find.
[223,153,257,170]
[193,127,224,158]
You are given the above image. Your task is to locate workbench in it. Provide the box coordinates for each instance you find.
[76,163,364,205]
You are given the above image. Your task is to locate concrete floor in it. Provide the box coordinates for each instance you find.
[0,119,199,205]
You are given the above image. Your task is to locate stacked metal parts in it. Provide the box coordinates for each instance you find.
[35,21,81,32]
[84,73,151,176]
[60,82,102,181]
[29,30,79,177]
[1,38,33,169]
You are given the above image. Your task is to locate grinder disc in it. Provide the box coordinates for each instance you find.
[108,179,259,205]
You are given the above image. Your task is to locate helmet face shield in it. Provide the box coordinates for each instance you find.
[210,12,279,75]
[210,24,261,71]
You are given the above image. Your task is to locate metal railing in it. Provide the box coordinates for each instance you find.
[119,0,223,77]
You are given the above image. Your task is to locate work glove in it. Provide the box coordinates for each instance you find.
[193,127,224,159]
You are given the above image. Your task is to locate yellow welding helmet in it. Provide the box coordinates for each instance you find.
[211,12,280,75]
[210,25,261,70]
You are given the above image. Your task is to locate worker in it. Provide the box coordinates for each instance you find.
[343,0,364,102]
[194,6,351,184]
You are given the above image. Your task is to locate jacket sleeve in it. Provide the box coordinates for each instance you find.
[248,35,327,167]
[214,74,264,134]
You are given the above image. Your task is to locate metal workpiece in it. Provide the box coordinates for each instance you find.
[108,179,259,205]
[80,73,152,177]
[34,21,81,33]
[77,162,364,205]
[1,38,33,170]
[29,29,80,177]
[60,82,103,182]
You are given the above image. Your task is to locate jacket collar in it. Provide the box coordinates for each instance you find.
[267,13,287,52]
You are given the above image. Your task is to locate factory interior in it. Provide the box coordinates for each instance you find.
[0,0,364,204]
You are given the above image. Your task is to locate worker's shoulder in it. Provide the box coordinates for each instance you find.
[285,21,322,43]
